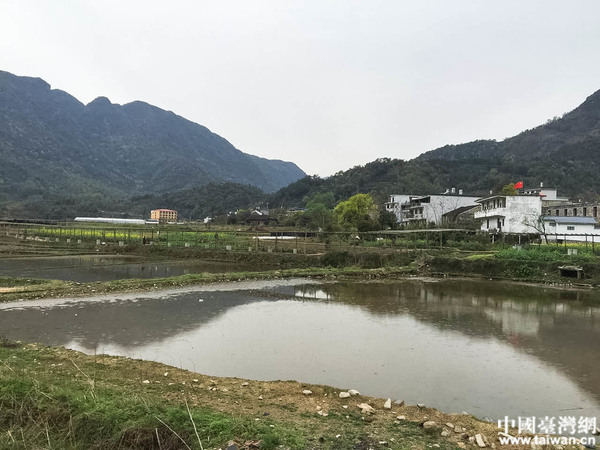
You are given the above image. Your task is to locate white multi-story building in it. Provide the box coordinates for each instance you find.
[385,194,420,223]
[401,194,480,226]
[386,190,480,226]
[474,195,542,234]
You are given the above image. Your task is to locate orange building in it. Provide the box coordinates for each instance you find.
[150,209,178,223]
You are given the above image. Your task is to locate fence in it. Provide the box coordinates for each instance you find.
[4,221,597,254]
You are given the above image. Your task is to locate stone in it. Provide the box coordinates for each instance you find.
[348,389,360,396]
[142,380,150,384]
[397,415,406,420]
[454,425,463,433]
[423,421,437,429]
[339,391,351,399]
[394,400,405,406]
[226,441,239,450]
[475,434,486,447]
[441,430,450,437]
[242,382,249,386]
[417,403,426,408]
[357,403,375,414]
[302,390,313,395]
[445,422,454,429]
[258,395,263,400]
[457,443,466,449]
[383,398,392,409]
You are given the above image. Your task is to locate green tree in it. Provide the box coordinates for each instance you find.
[500,183,517,195]
[334,194,378,231]
[378,210,398,230]
[299,192,336,230]
[305,192,336,210]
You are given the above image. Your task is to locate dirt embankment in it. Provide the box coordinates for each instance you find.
[3,342,581,450]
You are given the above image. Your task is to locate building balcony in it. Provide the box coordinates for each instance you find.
[474,208,507,219]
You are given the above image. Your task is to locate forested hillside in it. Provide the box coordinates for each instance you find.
[268,89,600,208]
[0,71,304,218]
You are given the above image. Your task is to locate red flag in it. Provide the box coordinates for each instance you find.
[514,181,523,189]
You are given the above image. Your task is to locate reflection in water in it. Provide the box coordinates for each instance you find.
[0,255,273,282]
[1,279,599,423]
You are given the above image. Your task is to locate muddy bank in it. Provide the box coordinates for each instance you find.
[2,341,581,449]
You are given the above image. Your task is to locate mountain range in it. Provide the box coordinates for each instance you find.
[1,69,599,219]
[0,70,305,217]
[268,88,600,208]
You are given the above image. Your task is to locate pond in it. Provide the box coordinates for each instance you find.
[0,255,272,282]
[1,278,599,429]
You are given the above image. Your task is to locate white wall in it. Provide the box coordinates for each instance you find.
[476,196,542,234]
[386,194,419,223]
[422,195,480,225]
[545,222,600,242]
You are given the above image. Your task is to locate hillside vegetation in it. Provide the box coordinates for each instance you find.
[2,68,599,219]
[269,89,600,208]
[0,71,304,218]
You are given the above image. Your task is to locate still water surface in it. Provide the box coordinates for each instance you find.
[1,278,599,422]
[0,255,271,282]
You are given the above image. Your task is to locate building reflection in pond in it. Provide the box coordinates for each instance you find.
[1,279,599,423]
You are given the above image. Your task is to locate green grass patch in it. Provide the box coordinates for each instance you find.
[0,345,304,449]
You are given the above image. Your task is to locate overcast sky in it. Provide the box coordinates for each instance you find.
[2,1,600,176]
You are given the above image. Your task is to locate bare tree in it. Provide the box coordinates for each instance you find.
[522,212,548,243]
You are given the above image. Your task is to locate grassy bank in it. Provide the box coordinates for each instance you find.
[3,243,600,302]
[0,266,416,302]
[0,340,539,450]
[423,245,600,288]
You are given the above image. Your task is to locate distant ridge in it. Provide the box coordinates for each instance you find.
[0,70,305,217]
[268,88,600,207]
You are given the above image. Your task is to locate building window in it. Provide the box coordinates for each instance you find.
[573,208,577,216]
[555,209,559,216]
[567,226,575,231]
[583,207,587,216]
[549,222,556,227]
[594,207,598,217]
[486,219,489,229]
[564,209,568,216]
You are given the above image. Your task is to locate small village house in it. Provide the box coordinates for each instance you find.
[543,216,600,242]
[386,189,480,227]
[474,195,542,234]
